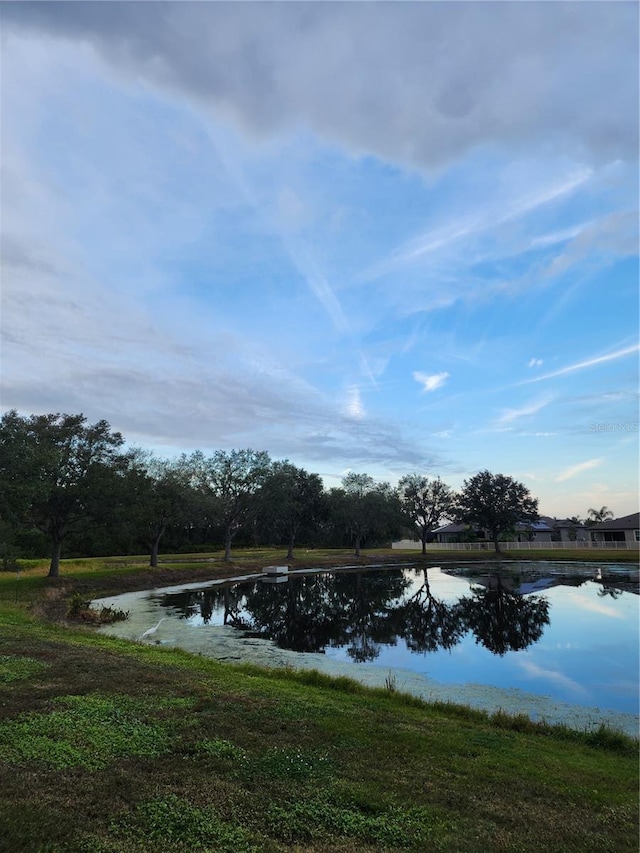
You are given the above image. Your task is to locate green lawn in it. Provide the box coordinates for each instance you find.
[0,551,638,852]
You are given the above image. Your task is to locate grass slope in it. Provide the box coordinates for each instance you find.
[0,551,638,852]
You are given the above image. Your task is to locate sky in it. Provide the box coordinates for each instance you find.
[1,1,638,519]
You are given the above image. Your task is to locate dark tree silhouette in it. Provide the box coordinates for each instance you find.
[0,410,131,576]
[190,448,271,561]
[456,470,538,553]
[397,475,456,555]
[398,569,465,653]
[587,506,614,523]
[458,576,550,655]
[258,461,324,559]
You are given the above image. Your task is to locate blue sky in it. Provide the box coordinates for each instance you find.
[1,2,638,518]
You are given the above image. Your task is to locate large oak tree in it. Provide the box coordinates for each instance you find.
[456,470,538,553]
[126,453,200,567]
[0,411,131,576]
[258,461,324,559]
[397,474,456,555]
[330,473,403,557]
[190,449,271,561]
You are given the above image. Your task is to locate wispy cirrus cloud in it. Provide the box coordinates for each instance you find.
[364,168,593,281]
[528,223,588,250]
[544,210,639,278]
[555,458,603,483]
[414,371,450,393]
[521,344,640,384]
[496,397,553,427]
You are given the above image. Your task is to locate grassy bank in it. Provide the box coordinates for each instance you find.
[0,551,638,852]
[3,545,637,602]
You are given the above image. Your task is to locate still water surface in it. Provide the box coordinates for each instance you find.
[95,562,639,733]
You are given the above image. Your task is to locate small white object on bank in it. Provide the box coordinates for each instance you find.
[264,565,288,577]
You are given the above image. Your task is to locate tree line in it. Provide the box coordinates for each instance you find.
[0,411,539,576]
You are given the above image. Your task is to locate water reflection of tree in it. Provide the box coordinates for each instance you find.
[229,569,411,661]
[458,575,550,656]
[163,568,554,661]
[397,569,465,653]
[162,584,248,627]
[243,574,344,652]
[331,570,410,662]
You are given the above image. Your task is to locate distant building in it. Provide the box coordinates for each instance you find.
[433,516,588,545]
[587,512,640,547]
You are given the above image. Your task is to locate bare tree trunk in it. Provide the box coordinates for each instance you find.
[224,528,232,562]
[150,538,160,568]
[354,536,361,557]
[421,531,427,555]
[48,539,62,578]
[149,522,166,568]
[493,532,502,554]
[286,533,294,561]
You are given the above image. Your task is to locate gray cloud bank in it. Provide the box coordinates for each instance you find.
[2,1,637,171]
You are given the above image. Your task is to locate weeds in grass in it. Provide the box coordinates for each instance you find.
[384,671,398,693]
[584,722,637,753]
[263,792,454,847]
[252,745,333,782]
[110,795,260,853]
[488,708,639,754]
[193,737,247,762]
[0,693,193,769]
[193,738,333,784]
[0,654,49,683]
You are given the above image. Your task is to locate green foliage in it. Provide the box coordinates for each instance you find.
[456,470,539,551]
[261,664,366,694]
[193,736,247,761]
[0,654,49,683]
[329,473,404,555]
[193,738,332,784]
[264,792,453,847]
[0,410,132,576]
[189,448,272,560]
[122,453,204,567]
[252,745,333,782]
[587,506,614,523]
[398,474,456,552]
[0,542,20,572]
[584,722,636,753]
[0,693,193,769]
[256,460,325,557]
[112,795,259,853]
[384,671,398,692]
[67,592,129,624]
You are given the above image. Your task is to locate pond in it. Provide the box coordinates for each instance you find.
[93,561,640,735]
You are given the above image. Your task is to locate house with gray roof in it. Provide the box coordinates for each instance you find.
[434,516,587,544]
[587,512,640,547]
